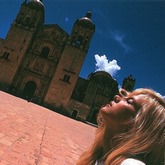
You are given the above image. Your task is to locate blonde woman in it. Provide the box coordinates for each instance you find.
[77,88,165,165]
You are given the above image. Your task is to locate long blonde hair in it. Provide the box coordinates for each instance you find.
[76,88,165,165]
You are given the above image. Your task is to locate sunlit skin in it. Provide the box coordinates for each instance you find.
[100,94,144,157]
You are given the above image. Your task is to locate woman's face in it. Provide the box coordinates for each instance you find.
[100,94,144,127]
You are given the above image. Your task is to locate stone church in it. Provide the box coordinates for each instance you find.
[0,0,135,124]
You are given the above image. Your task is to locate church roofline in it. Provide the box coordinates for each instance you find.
[88,71,113,79]
[43,24,69,36]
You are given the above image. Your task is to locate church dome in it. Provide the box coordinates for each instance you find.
[88,71,113,82]
[76,11,95,29]
[27,0,44,12]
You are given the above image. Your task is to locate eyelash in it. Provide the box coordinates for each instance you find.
[127,99,133,104]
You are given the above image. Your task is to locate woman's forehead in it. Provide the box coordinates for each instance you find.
[127,92,146,99]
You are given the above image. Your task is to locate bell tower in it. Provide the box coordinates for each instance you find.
[0,0,44,86]
[122,75,136,92]
[45,11,95,107]
[68,11,95,52]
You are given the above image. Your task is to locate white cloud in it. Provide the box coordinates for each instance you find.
[156,92,165,100]
[94,54,121,77]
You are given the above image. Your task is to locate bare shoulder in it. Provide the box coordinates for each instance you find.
[121,158,146,165]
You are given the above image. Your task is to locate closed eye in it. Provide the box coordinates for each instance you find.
[127,98,134,104]
[126,98,139,112]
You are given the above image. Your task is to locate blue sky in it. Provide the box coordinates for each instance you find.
[0,0,165,97]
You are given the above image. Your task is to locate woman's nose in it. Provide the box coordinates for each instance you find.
[114,95,121,103]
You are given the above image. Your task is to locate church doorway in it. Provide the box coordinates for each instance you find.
[22,81,36,101]
[87,109,99,124]
[71,110,78,119]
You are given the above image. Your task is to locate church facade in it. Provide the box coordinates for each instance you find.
[0,0,135,124]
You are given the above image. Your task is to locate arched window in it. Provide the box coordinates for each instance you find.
[1,52,10,60]
[40,47,50,58]
[76,35,83,46]
[31,17,36,28]
[24,17,30,26]
[63,74,70,83]
[17,12,24,24]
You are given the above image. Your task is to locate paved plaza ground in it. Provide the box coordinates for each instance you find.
[0,91,96,165]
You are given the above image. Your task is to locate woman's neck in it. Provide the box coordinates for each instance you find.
[102,127,115,157]
[102,123,123,157]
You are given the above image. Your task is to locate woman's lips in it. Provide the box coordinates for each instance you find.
[105,102,112,107]
[102,101,113,108]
